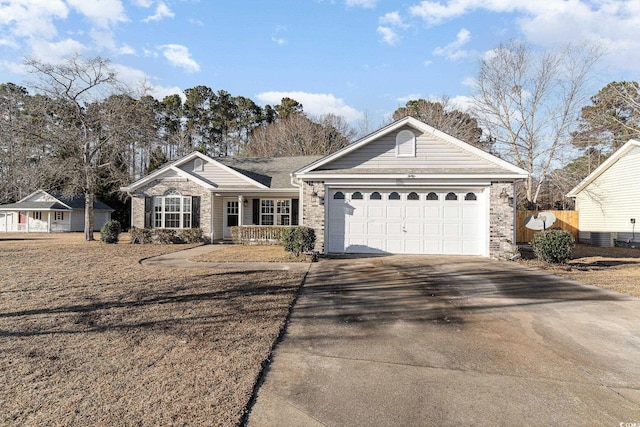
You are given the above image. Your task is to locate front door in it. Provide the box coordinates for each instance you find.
[223,199,239,239]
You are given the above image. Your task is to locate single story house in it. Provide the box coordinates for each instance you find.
[0,190,114,233]
[121,117,529,258]
[567,139,640,247]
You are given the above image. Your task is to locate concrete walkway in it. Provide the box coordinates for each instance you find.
[140,245,310,272]
[247,255,640,426]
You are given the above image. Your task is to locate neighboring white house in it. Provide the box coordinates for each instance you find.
[122,117,529,258]
[0,190,114,233]
[567,139,640,247]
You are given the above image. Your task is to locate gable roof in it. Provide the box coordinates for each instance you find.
[0,190,113,211]
[567,139,640,197]
[293,116,529,178]
[120,151,270,192]
[121,151,323,192]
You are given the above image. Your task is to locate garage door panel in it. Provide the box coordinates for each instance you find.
[368,222,385,234]
[404,239,423,253]
[349,222,366,234]
[405,205,421,218]
[443,206,461,218]
[368,205,384,218]
[328,189,485,255]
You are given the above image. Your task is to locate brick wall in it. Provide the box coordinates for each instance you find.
[489,182,517,259]
[301,180,325,252]
[131,178,212,239]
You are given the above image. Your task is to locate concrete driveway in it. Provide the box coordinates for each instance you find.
[247,255,640,426]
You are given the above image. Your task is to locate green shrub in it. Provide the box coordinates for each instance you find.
[179,228,204,243]
[100,220,121,244]
[130,228,153,244]
[153,229,178,244]
[282,226,316,256]
[530,229,574,263]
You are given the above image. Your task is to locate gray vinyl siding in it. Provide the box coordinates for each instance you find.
[576,145,640,234]
[321,126,494,170]
[180,159,256,187]
[212,195,224,241]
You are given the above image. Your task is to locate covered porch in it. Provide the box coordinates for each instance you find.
[0,207,72,233]
[211,191,302,242]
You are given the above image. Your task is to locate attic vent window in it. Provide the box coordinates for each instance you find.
[396,130,416,157]
[193,158,204,172]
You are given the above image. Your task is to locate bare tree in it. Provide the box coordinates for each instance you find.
[243,113,352,157]
[24,55,139,241]
[472,41,601,206]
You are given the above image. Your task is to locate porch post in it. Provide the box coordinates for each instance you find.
[47,211,52,233]
[26,211,29,233]
[238,195,244,226]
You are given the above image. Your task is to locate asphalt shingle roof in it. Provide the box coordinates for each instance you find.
[217,156,322,188]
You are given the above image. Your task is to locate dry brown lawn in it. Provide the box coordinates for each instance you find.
[191,244,309,263]
[0,233,306,426]
[519,244,640,297]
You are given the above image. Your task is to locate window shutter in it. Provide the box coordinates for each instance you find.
[252,198,259,225]
[192,196,201,228]
[144,197,152,228]
[291,199,299,225]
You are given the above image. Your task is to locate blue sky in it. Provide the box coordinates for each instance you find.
[1,0,639,128]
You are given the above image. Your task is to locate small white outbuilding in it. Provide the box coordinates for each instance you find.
[0,190,114,233]
[567,139,640,247]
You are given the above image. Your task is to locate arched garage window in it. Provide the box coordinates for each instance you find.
[370,191,382,200]
[351,191,363,200]
[426,192,438,200]
[445,192,458,201]
[389,192,401,200]
[465,192,477,201]
[407,192,419,200]
[333,191,345,199]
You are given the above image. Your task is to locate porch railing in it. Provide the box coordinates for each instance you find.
[230,225,290,244]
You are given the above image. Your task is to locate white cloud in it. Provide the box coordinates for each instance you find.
[379,11,405,27]
[132,0,153,7]
[0,0,69,39]
[409,0,640,71]
[142,2,174,23]
[272,26,287,46]
[346,0,377,8]
[433,28,472,60]
[66,0,127,28]
[256,91,364,123]
[111,63,183,100]
[446,95,474,112]
[118,44,136,55]
[396,93,423,104]
[30,38,87,63]
[158,44,200,72]
[377,26,400,46]
[190,18,204,26]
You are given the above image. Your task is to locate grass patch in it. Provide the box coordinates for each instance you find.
[191,244,310,263]
[518,243,640,298]
[0,233,305,426]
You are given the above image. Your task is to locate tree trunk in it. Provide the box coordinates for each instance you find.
[85,191,94,241]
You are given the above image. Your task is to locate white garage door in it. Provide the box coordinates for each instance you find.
[327,189,485,255]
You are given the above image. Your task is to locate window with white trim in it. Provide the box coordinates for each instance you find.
[54,212,64,221]
[153,190,192,229]
[193,158,204,172]
[33,211,42,220]
[396,130,416,157]
[261,199,291,225]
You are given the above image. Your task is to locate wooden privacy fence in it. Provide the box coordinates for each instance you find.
[516,210,579,243]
